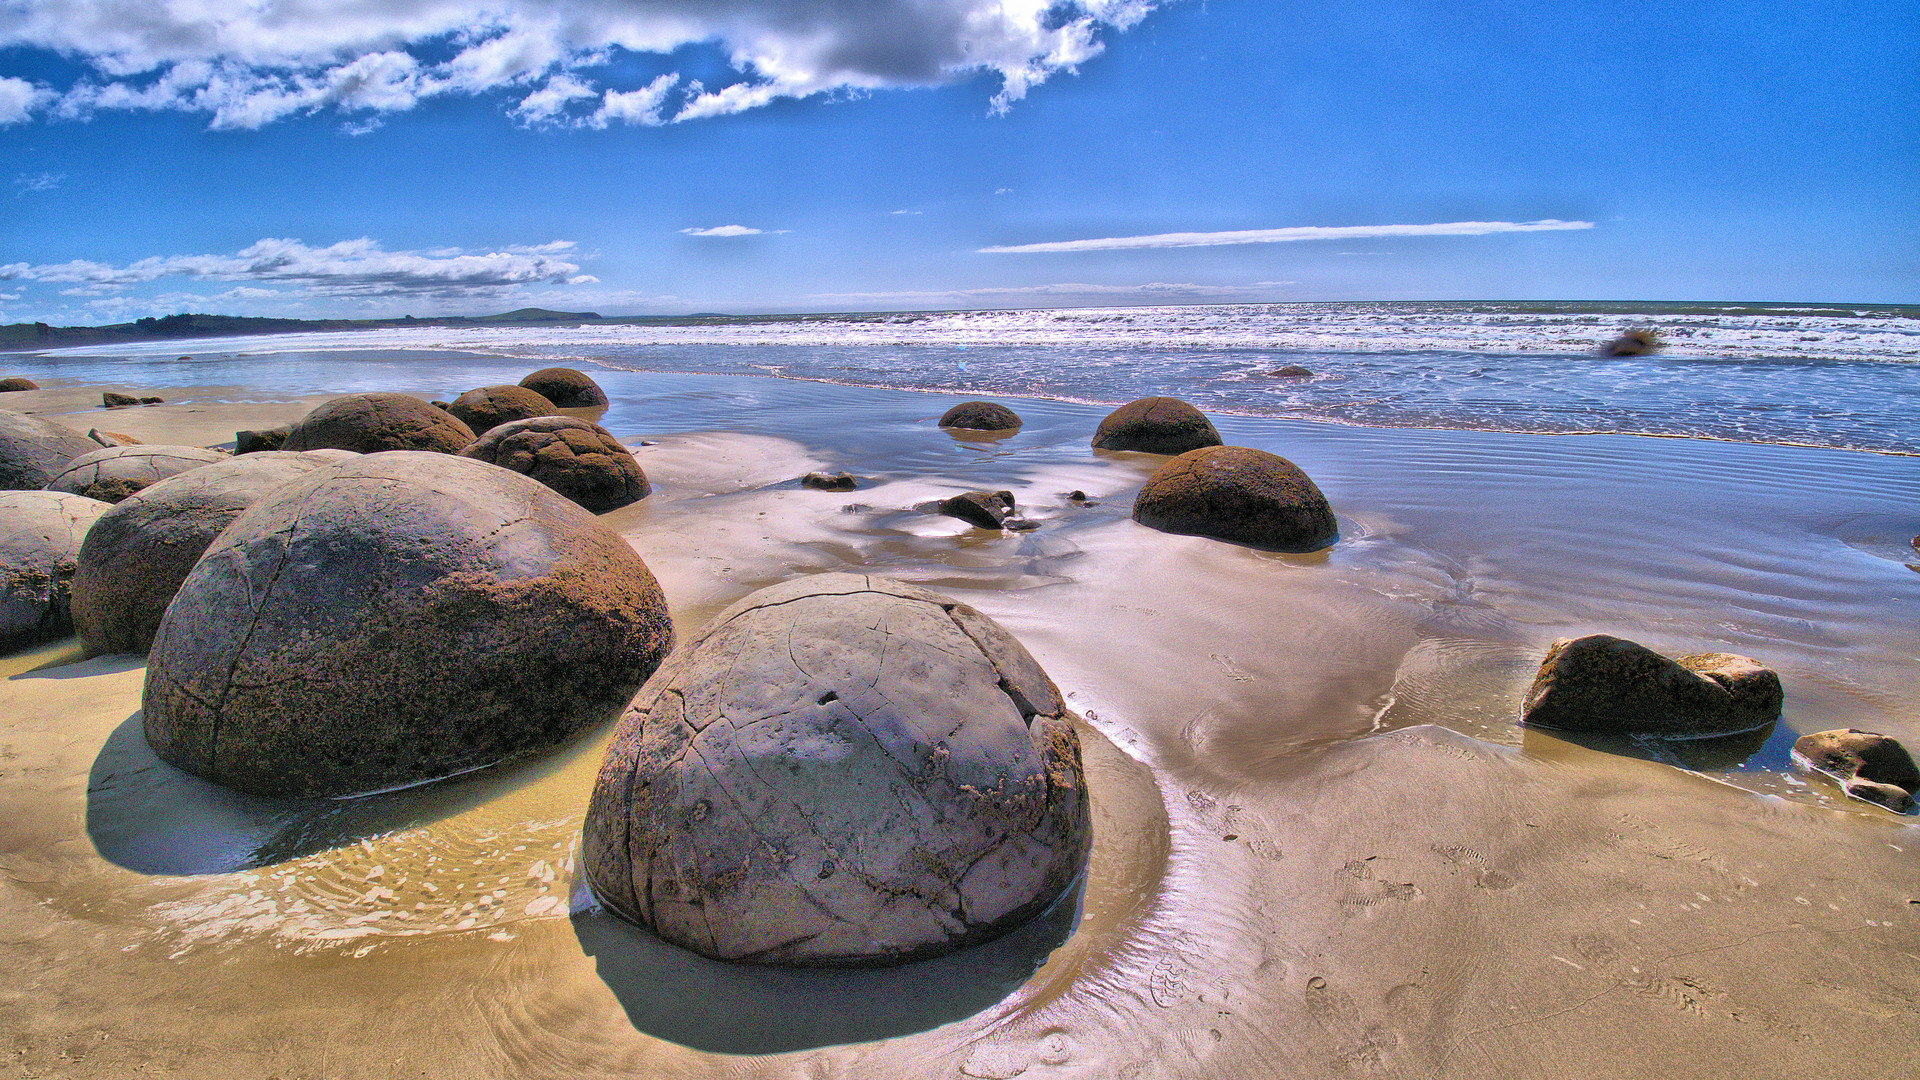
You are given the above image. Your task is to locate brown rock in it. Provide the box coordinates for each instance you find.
[1133,445,1336,551]
[1091,396,1222,454]
[939,401,1023,431]
[1521,635,1783,738]
[519,367,609,408]
[138,396,164,405]
[88,429,139,447]
[282,392,475,454]
[1267,365,1315,378]
[1604,329,1662,356]
[102,391,139,408]
[235,424,290,454]
[458,415,648,513]
[802,471,858,492]
[1792,729,1919,813]
[939,490,1015,529]
[0,378,38,392]
[446,385,559,435]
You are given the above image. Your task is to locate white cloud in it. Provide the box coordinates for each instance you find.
[980,219,1597,253]
[679,225,768,237]
[891,209,923,215]
[13,171,65,192]
[1,1,1167,130]
[805,280,1296,307]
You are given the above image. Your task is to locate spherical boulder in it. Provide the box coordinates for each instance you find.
[585,573,1091,967]
[44,444,227,503]
[1,491,111,654]
[0,378,38,392]
[446,385,559,436]
[1133,446,1336,551]
[70,451,336,656]
[458,415,648,513]
[143,452,674,798]
[1091,396,1222,454]
[519,367,609,408]
[940,401,1022,431]
[1,408,98,491]
[1521,634,1783,738]
[281,392,475,455]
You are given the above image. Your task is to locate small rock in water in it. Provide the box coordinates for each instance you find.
[939,490,1015,529]
[1133,445,1336,551]
[1521,634,1782,739]
[1266,364,1315,378]
[102,391,139,408]
[1603,329,1662,356]
[801,471,858,492]
[1791,729,1919,813]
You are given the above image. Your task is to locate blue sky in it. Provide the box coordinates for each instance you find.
[2,0,1914,322]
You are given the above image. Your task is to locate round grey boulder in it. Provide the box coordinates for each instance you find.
[519,367,609,408]
[282,392,476,455]
[939,401,1022,431]
[1,408,98,491]
[70,452,336,656]
[1091,396,1222,455]
[1,491,111,654]
[44,444,227,503]
[446,384,559,436]
[1133,445,1337,551]
[1521,634,1783,738]
[458,415,647,513]
[585,573,1091,967]
[143,452,674,799]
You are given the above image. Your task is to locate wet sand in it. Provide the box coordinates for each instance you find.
[2,371,1917,1078]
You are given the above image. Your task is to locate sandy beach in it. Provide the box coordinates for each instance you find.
[1,362,1916,1079]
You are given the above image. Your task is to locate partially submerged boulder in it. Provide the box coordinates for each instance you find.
[1133,445,1336,551]
[43,444,226,503]
[0,409,98,491]
[1521,635,1783,738]
[282,392,475,454]
[939,401,1022,431]
[70,451,335,656]
[801,471,857,492]
[1267,365,1315,379]
[939,490,1016,530]
[0,378,38,392]
[1791,729,1919,814]
[585,574,1090,966]
[1604,329,1662,357]
[1091,396,1222,455]
[446,385,558,436]
[0,491,111,654]
[143,452,674,798]
[519,367,609,408]
[457,415,648,513]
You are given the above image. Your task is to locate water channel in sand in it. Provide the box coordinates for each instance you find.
[0,353,1916,1077]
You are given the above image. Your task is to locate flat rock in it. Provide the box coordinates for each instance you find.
[519,367,609,408]
[1521,634,1783,738]
[88,429,139,447]
[446,385,559,436]
[282,392,475,454]
[584,573,1090,966]
[1791,729,1919,813]
[1091,396,1222,454]
[0,408,99,491]
[458,415,648,513]
[0,491,111,654]
[1133,445,1337,551]
[939,401,1023,431]
[43,444,226,503]
[142,451,674,798]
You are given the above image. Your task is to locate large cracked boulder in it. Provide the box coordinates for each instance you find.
[1521,634,1783,738]
[1,491,111,654]
[282,392,475,455]
[70,452,336,656]
[585,573,1091,967]
[1091,396,1222,455]
[446,385,559,436]
[1,408,98,491]
[1791,729,1919,813]
[1133,445,1337,551]
[939,401,1022,431]
[520,367,609,408]
[44,444,227,503]
[458,415,648,513]
[143,452,674,798]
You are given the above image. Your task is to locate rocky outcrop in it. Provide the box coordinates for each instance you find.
[1791,729,1918,813]
[1521,635,1783,738]
[446,385,559,436]
[43,445,226,503]
[457,415,648,513]
[584,574,1091,966]
[88,429,138,447]
[1,491,111,654]
[0,409,98,491]
[939,401,1023,431]
[1091,396,1222,455]
[102,392,139,408]
[143,452,674,798]
[281,393,476,454]
[1133,445,1336,551]
[519,367,609,408]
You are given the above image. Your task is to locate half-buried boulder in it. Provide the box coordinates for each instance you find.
[520,367,609,408]
[1133,445,1336,551]
[585,573,1091,966]
[143,452,674,798]
[1,409,98,490]
[0,378,38,392]
[1521,634,1783,739]
[458,415,648,513]
[70,451,336,656]
[43,444,226,503]
[1791,729,1919,813]
[939,401,1022,431]
[446,385,559,436]
[282,392,475,455]
[235,424,290,454]
[1,491,111,654]
[1091,396,1222,455]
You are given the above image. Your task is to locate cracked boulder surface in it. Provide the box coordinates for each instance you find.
[519,367,609,408]
[1133,445,1337,552]
[1,408,98,491]
[1791,729,1919,813]
[585,573,1091,967]
[938,401,1022,431]
[143,451,674,799]
[281,393,476,455]
[1522,634,1783,739]
[446,385,559,436]
[44,444,227,503]
[70,451,337,657]
[458,416,648,513]
[1090,396,1222,455]
[0,491,111,654]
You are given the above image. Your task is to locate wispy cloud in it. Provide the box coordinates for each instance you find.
[805,281,1295,307]
[980,219,1596,254]
[891,209,923,215]
[13,171,65,193]
[679,225,781,237]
